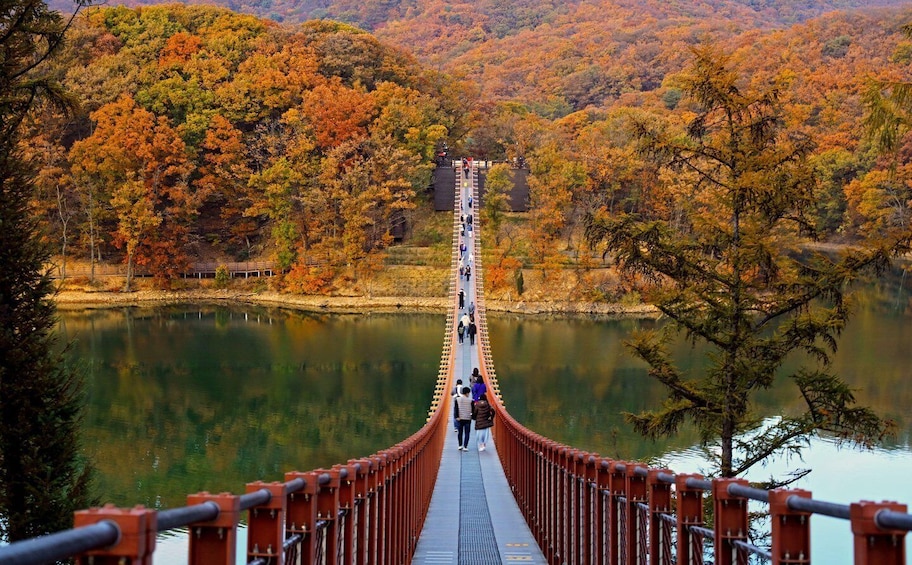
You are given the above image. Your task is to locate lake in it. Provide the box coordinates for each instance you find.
[56,272,912,562]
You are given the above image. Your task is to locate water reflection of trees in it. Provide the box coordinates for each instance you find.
[490,275,912,462]
[58,307,442,508]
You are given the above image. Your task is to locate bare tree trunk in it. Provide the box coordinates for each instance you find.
[56,183,69,280]
[88,189,96,282]
[125,248,134,292]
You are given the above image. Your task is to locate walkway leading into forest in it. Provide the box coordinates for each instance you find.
[412,165,547,564]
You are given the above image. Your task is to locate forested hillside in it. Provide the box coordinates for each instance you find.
[24,0,912,298]
[26,5,468,290]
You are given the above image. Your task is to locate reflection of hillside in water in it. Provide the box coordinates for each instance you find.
[489,269,912,460]
[56,307,443,509]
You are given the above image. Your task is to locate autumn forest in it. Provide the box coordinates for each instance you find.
[24,0,912,297]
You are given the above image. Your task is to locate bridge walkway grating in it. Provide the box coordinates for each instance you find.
[412,165,547,565]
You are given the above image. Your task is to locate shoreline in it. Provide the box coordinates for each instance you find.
[53,289,660,318]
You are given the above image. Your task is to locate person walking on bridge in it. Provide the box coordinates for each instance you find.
[452,379,463,432]
[468,320,477,345]
[458,289,465,309]
[471,368,486,402]
[472,396,495,452]
[454,387,473,451]
[460,313,471,344]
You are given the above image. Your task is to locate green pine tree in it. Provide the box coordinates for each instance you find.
[0,0,94,542]
[586,45,911,483]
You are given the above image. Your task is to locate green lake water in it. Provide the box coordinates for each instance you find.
[56,271,912,562]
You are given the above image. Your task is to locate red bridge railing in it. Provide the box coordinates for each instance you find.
[464,178,912,564]
[0,169,470,565]
[6,166,912,564]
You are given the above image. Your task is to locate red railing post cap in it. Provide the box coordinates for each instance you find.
[647,468,671,485]
[850,500,908,535]
[74,504,157,557]
[318,468,343,489]
[349,458,371,476]
[186,492,240,528]
[626,463,645,478]
[712,477,749,500]
[285,471,319,495]
[675,473,704,491]
[245,481,286,510]
[769,488,811,516]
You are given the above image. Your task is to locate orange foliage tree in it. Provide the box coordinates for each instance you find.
[70,95,193,289]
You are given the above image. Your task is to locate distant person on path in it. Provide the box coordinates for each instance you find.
[472,396,495,452]
[471,368,487,401]
[465,265,472,282]
[460,313,471,343]
[452,379,463,432]
[457,317,465,343]
[468,301,475,317]
[468,320,477,345]
[454,386,473,451]
[468,195,473,208]
[458,289,465,309]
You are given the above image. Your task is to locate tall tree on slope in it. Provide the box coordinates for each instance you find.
[586,45,910,482]
[0,0,94,541]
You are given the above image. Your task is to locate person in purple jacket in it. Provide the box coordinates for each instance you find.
[470,368,486,402]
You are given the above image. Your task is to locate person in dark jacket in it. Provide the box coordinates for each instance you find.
[472,396,495,452]
[468,321,477,345]
[470,368,486,401]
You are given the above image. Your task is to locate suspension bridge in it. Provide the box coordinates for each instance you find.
[1,162,911,565]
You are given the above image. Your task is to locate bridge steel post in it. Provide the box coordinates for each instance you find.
[595,459,612,565]
[370,451,389,563]
[607,461,628,565]
[349,458,370,565]
[315,468,341,565]
[558,447,569,565]
[626,464,647,565]
[534,436,548,561]
[337,463,356,564]
[583,455,597,565]
[285,471,318,563]
[674,474,704,565]
[769,488,811,565]
[368,455,382,564]
[386,450,399,564]
[245,481,286,564]
[647,469,672,565]
[713,478,750,565]
[580,453,596,565]
[185,492,240,565]
[851,500,907,565]
[573,451,586,565]
[73,504,157,565]
[546,440,559,563]
[392,445,406,564]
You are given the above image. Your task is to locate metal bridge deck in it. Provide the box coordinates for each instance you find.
[412,168,547,565]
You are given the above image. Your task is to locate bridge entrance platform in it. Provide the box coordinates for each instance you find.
[412,166,546,564]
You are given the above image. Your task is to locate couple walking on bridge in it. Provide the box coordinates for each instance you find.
[453,369,495,451]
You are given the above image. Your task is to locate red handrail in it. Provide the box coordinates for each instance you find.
[465,177,912,565]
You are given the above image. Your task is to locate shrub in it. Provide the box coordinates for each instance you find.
[215,265,230,288]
